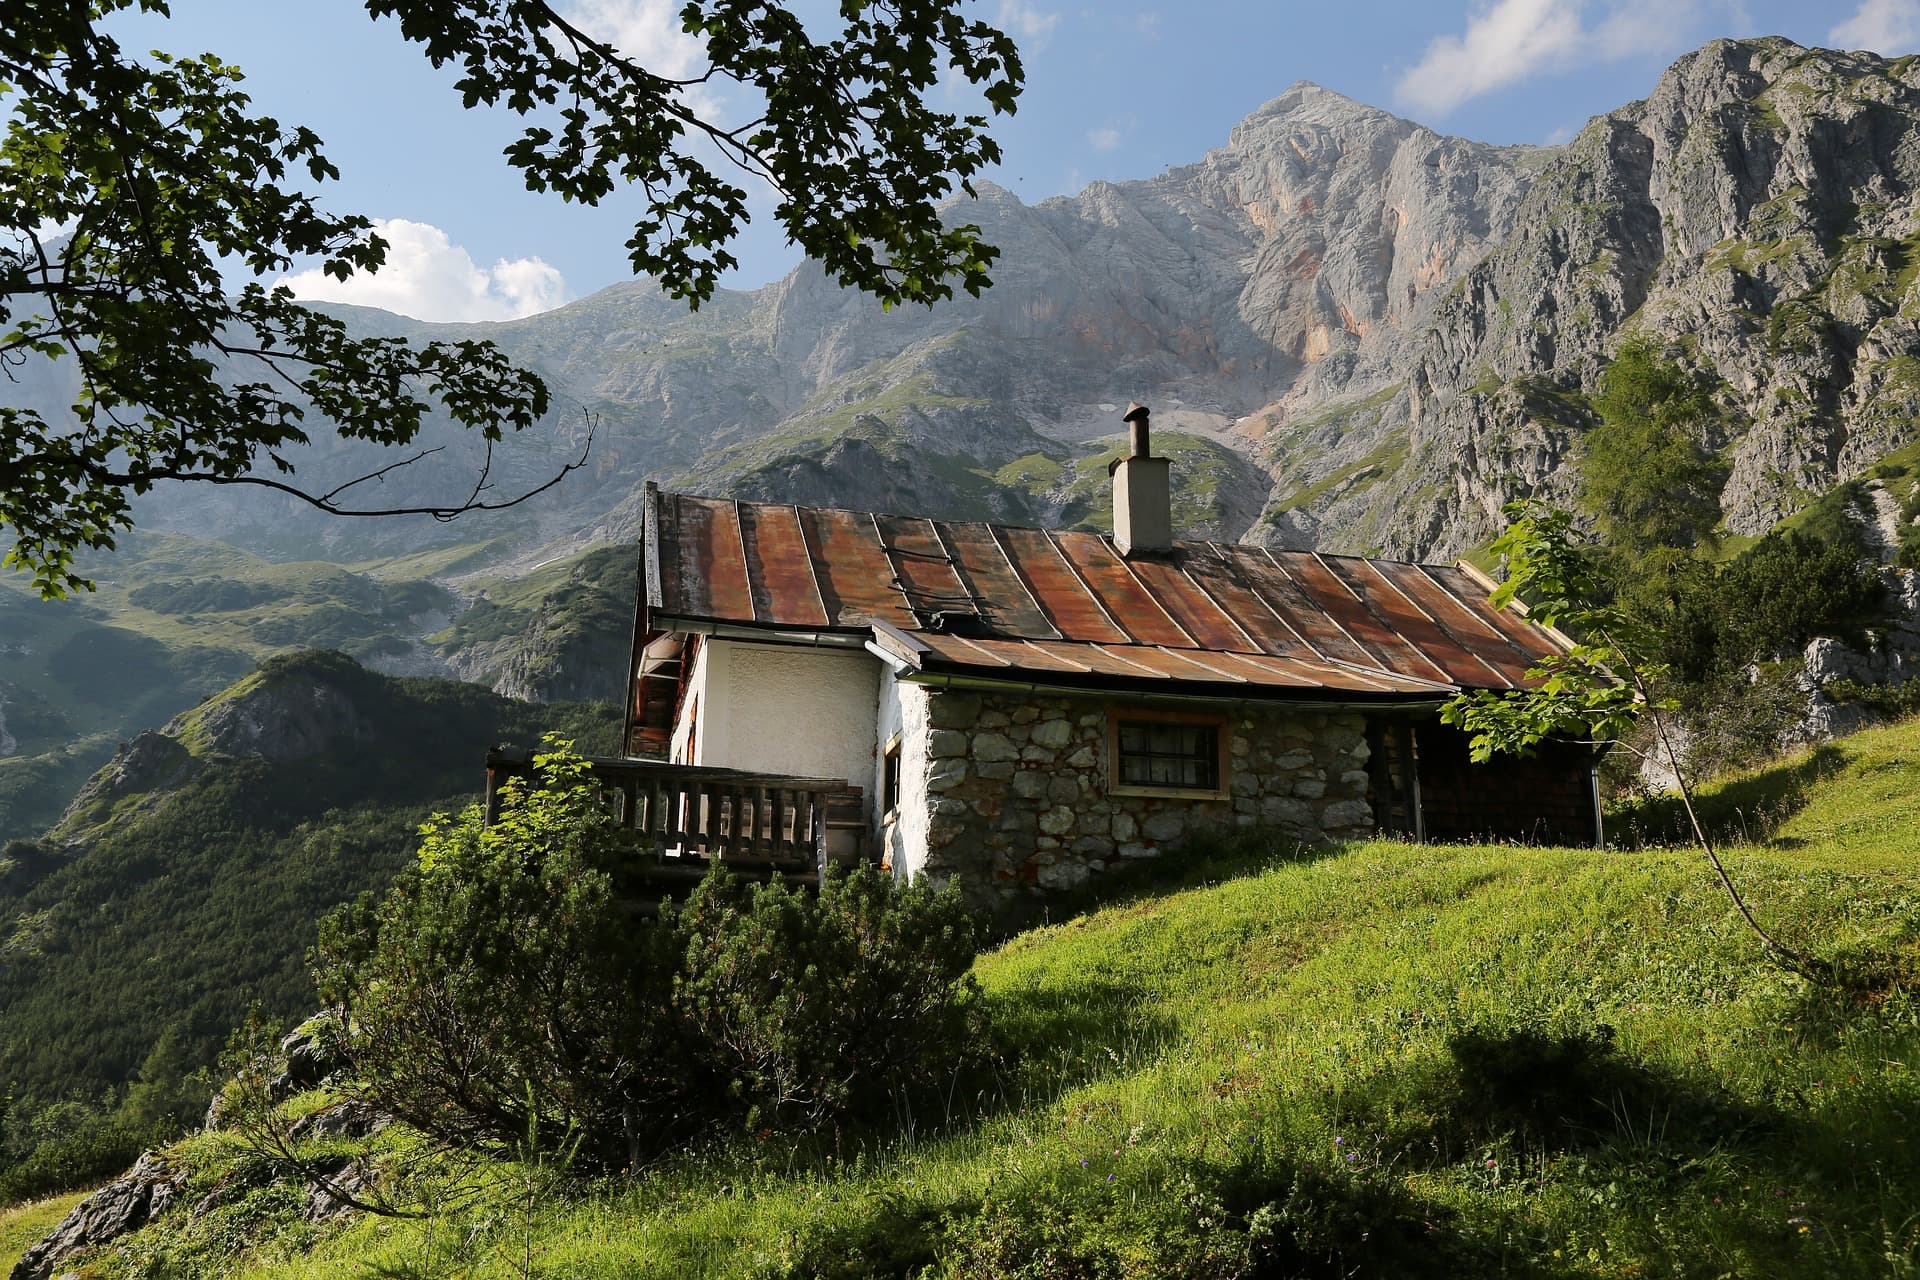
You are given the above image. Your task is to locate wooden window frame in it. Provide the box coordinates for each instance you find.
[1107,708,1231,801]
[881,733,903,823]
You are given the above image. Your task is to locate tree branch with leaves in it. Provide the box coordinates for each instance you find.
[1441,501,1830,982]
[2,0,1023,596]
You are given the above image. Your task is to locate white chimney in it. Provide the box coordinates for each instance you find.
[1110,401,1171,556]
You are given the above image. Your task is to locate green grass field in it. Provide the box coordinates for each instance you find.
[21,718,1920,1279]
[0,1190,87,1272]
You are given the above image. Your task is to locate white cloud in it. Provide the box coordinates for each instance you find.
[277,220,568,323]
[997,0,1060,43]
[1831,0,1920,54]
[565,0,705,78]
[1591,0,1689,57]
[562,0,726,119]
[1397,0,1584,116]
[1397,0,1737,117]
[1088,126,1124,152]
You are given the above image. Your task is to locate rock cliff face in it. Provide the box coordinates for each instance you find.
[13,81,1545,564]
[50,652,374,838]
[17,39,1920,627]
[1364,38,1920,557]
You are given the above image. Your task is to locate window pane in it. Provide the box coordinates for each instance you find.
[1114,718,1219,792]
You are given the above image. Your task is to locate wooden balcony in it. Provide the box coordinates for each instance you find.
[484,748,867,890]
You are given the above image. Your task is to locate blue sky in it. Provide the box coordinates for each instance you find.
[110,0,1920,321]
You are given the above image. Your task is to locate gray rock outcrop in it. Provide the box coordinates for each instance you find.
[12,1152,186,1280]
[1794,568,1920,742]
[1371,38,1920,558]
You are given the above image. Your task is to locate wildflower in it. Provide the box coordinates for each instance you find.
[1080,1159,1088,1167]
[1108,1173,1116,1182]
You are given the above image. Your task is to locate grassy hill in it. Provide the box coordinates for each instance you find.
[24,717,1919,1279]
[0,532,638,843]
[0,651,618,1194]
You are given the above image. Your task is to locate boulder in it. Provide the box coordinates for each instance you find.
[13,1152,187,1280]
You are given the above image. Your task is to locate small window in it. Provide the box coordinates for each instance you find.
[1111,714,1225,794]
[882,736,903,820]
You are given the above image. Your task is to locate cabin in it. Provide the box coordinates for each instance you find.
[614,404,1601,912]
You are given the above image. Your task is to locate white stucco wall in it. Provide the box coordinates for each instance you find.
[669,639,712,765]
[671,639,882,799]
[874,671,934,881]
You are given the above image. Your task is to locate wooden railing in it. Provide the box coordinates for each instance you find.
[484,748,865,878]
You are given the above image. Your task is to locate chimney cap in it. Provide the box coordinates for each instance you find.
[1123,401,1150,423]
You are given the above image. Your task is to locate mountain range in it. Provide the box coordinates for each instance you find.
[8,35,1920,834]
[12,34,1920,1209]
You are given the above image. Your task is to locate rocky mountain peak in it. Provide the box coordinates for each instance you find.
[40,35,1920,590]
[1235,80,1398,133]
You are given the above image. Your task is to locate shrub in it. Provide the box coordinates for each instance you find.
[313,745,679,1167]
[0,1110,146,1205]
[313,742,982,1169]
[1714,529,1882,659]
[676,863,980,1130]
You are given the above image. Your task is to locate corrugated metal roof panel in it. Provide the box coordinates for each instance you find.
[1123,553,1256,652]
[907,634,1453,697]
[798,506,915,629]
[1180,548,1318,660]
[1221,547,1380,668]
[994,525,1132,644]
[1323,556,1494,687]
[1369,560,1532,688]
[1421,564,1567,666]
[1274,551,1446,681]
[674,496,755,622]
[643,490,1571,701]
[738,502,829,628]
[1051,530,1195,648]
[938,521,1062,639]
[874,514,974,622]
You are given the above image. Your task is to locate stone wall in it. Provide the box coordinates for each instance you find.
[910,689,1373,911]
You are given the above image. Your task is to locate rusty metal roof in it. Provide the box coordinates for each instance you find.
[630,485,1571,735]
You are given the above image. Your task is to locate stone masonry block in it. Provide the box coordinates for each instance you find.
[929,729,969,758]
[928,694,980,730]
[972,733,1017,762]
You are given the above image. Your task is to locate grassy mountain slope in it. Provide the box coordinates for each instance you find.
[0,650,618,1115]
[0,534,634,843]
[69,718,1920,1279]
[430,543,639,703]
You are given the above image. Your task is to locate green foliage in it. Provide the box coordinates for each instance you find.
[3,0,1024,595]
[675,860,982,1131]
[0,1111,144,1207]
[1715,530,1882,659]
[314,744,676,1166]
[1580,339,1727,558]
[314,744,982,1170]
[0,3,549,596]
[1453,476,1885,779]
[173,825,1920,1280]
[1440,502,1645,762]
[0,653,618,1202]
[375,0,1021,307]
[1624,530,1882,777]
